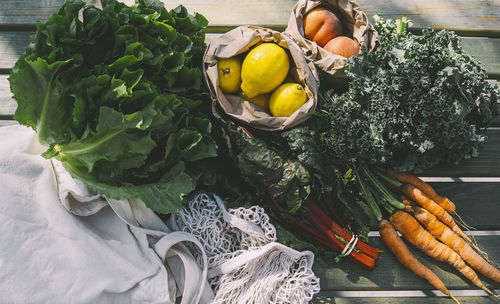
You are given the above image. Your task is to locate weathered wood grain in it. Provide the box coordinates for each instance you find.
[377,182,500,229]
[312,294,500,304]
[0,82,499,174]
[424,129,500,177]
[432,183,500,230]
[162,0,500,35]
[0,31,31,71]
[0,120,18,127]
[0,31,499,78]
[313,235,500,291]
[1,0,499,35]
[0,75,15,117]
[358,0,500,35]
[461,37,500,79]
[0,0,64,26]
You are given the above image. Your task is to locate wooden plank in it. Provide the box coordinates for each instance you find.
[0,86,499,175]
[1,0,499,35]
[383,182,500,229]
[313,235,500,291]
[0,120,18,127]
[424,129,500,177]
[431,183,500,230]
[358,0,500,35]
[461,38,500,79]
[357,182,500,229]
[0,75,16,117]
[0,31,31,71]
[312,294,500,304]
[0,119,499,226]
[0,31,499,79]
[0,0,64,25]
[166,0,500,35]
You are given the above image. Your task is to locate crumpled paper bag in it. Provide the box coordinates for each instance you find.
[203,25,319,131]
[285,0,379,80]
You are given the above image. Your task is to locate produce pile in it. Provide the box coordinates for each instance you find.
[218,42,308,118]
[208,7,500,303]
[8,0,500,302]
[303,7,360,58]
[323,16,498,172]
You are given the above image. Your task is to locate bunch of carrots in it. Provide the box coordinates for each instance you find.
[376,169,500,303]
[221,126,500,301]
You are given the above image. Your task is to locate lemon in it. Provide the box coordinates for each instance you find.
[240,43,290,98]
[240,91,270,108]
[218,57,242,93]
[269,83,307,117]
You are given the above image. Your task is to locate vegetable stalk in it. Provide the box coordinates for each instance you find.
[262,175,378,270]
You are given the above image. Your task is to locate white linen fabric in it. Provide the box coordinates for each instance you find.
[0,125,319,303]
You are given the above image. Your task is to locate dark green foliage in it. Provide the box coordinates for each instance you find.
[213,114,369,239]
[9,0,215,213]
[320,18,499,173]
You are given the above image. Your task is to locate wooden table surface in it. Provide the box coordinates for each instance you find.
[1,1,499,303]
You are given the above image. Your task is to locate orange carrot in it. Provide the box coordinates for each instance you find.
[400,195,413,206]
[387,169,456,213]
[378,219,459,303]
[407,205,500,284]
[390,211,496,296]
[402,184,472,243]
[381,179,403,194]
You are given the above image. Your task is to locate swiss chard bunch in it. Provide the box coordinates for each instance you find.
[9,0,216,213]
[212,115,378,269]
[320,17,499,172]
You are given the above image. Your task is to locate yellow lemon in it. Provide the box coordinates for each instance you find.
[218,57,242,93]
[239,91,270,108]
[240,43,290,98]
[269,83,307,117]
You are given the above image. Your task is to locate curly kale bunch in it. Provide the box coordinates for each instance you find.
[320,17,499,172]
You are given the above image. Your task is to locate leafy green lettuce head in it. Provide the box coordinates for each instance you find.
[321,17,499,173]
[9,0,216,213]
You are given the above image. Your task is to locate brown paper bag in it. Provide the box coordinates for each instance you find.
[203,26,319,132]
[285,0,378,81]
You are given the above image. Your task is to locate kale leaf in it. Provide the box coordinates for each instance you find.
[321,17,499,172]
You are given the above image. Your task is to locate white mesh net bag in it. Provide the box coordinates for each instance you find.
[168,192,320,304]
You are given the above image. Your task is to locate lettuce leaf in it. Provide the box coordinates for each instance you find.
[9,0,215,213]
